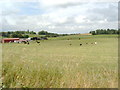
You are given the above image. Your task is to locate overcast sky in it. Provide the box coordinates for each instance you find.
[0,0,118,34]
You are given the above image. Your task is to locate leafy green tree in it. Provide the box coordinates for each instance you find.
[23,35,29,38]
[18,34,24,38]
[11,33,19,38]
[29,31,36,34]
[38,30,48,35]
[118,29,120,34]
[90,31,96,35]
[1,32,9,37]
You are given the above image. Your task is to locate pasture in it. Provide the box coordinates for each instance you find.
[2,35,118,88]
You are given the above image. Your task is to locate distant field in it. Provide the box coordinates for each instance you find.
[2,35,118,88]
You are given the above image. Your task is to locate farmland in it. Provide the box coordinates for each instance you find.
[2,34,118,88]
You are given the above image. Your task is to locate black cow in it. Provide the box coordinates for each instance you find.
[80,44,82,46]
[36,40,40,45]
[23,41,27,44]
[27,42,29,45]
[31,37,41,40]
[22,41,29,45]
[27,41,29,45]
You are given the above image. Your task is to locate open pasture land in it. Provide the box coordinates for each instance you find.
[2,35,118,88]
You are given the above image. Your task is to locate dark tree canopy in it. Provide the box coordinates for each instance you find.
[0,30,34,38]
[38,30,59,37]
[90,29,119,35]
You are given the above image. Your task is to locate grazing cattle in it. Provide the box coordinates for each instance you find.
[36,40,40,45]
[31,37,40,40]
[69,44,72,45]
[22,41,29,45]
[27,41,29,45]
[80,44,82,46]
[23,41,27,44]
[36,40,40,43]
[95,42,97,45]
[79,38,81,40]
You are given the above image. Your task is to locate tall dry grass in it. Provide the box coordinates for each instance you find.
[2,35,118,88]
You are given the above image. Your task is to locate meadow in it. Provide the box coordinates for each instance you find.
[2,34,118,88]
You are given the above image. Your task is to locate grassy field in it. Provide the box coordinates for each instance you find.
[2,35,118,88]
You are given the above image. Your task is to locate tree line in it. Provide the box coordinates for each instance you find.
[38,30,59,37]
[89,29,120,35]
[0,30,36,38]
[0,30,68,38]
[1,29,118,38]
[38,30,68,37]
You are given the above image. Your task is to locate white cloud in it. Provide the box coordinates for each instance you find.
[75,16,86,23]
[39,0,81,8]
[0,0,118,33]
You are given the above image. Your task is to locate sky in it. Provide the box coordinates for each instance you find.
[0,0,118,34]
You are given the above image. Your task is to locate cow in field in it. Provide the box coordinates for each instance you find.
[23,41,27,44]
[94,41,97,45]
[27,41,29,45]
[21,40,30,44]
[36,40,40,45]
[80,44,82,46]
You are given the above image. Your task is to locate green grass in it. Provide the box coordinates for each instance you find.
[0,36,3,39]
[2,35,118,88]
